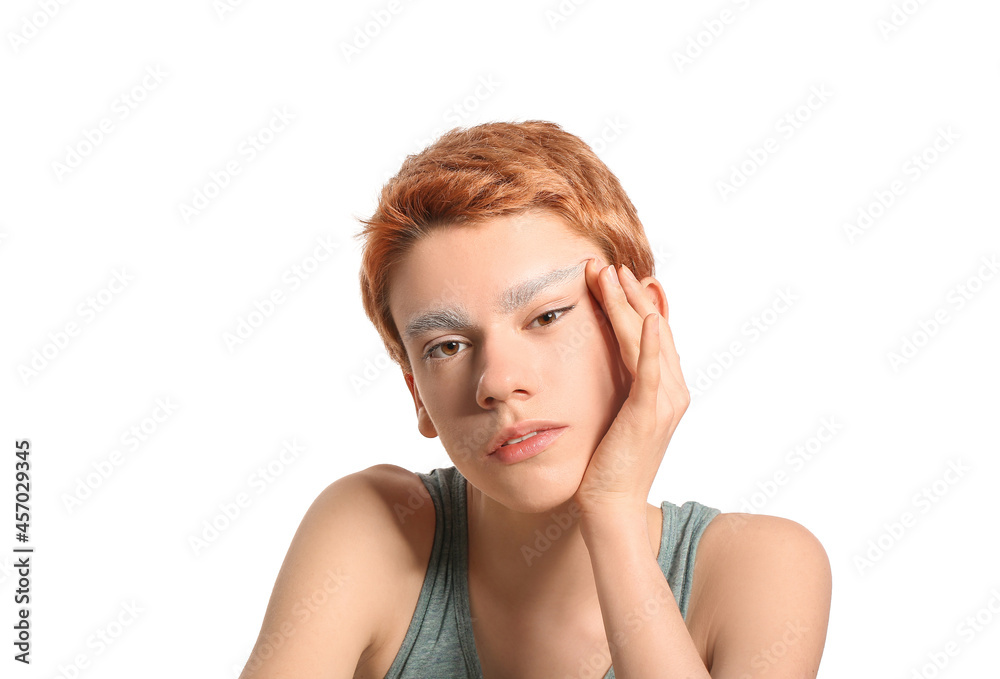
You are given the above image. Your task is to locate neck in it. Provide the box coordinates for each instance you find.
[465,479,661,614]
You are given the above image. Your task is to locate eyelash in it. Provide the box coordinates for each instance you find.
[421,305,577,362]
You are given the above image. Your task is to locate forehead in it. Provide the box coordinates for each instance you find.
[387,211,598,332]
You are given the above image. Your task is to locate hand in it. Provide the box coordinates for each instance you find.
[573,259,690,522]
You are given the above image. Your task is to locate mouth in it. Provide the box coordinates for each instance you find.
[488,426,568,464]
[487,420,568,457]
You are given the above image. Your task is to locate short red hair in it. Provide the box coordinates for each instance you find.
[354,120,654,374]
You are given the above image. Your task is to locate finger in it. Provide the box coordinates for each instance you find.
[656,311,688,397]
[584,257,609,321]
[633,312,661,421]
[615,264,658,318]
[616,265,685,392]
[599,263,642,370]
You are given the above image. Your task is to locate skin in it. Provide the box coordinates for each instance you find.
[386,207,832,676]
[388,208,670,614]
[235,205,831,678]
[235,207,830,678]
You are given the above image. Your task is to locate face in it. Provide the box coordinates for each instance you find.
[388,210,632,514]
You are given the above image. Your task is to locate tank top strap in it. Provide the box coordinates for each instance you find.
[383,466,481,678]
[657,499,721,619]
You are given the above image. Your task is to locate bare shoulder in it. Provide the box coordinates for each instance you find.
[356,463,438,568]
[694,511,830,570]
[238,463,436,679]
[291,462,435,576]
[688,512,832,677]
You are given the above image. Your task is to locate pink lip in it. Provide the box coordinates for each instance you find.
[488,427,567,465]
[488,420,568,455]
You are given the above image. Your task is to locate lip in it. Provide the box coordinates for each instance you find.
[489,427,566,465]
[487,421,568,464]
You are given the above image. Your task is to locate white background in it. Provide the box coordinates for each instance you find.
[1,0,998,677]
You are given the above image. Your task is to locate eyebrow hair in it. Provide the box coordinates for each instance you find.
[402,259,588,343]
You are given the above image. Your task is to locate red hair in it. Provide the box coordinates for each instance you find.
[353,120,654,374]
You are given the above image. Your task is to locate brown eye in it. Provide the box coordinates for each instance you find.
[536,311,558,326]
[529,305,575,329]
[424,339,469,361]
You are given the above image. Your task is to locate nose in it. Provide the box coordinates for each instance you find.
[475,333,536,408]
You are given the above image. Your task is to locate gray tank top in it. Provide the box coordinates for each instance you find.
[383,465,720,679]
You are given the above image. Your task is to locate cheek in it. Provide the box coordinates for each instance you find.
[581,292,618,356]
[557,312,622,389]
[586,311,630,396]
[584,302,622,368]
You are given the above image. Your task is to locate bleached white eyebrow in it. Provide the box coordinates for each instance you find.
[403,259,588,342]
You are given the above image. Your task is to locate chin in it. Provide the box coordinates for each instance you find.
[480,459,588,516]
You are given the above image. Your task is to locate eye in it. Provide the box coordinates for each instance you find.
[426,340,465,360]
[529,306,572,329]
[422,305,576,362]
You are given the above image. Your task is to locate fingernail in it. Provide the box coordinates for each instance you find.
[606,264,620,287]
[622,266,637,282]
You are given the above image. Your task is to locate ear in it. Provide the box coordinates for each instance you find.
[402,371,438,439]
[637,274,670,322]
